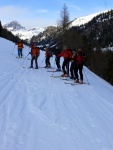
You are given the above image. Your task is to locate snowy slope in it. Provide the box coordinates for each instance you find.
[0,37,113,150]
[70,10,109,27]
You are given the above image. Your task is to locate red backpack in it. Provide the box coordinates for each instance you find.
[76,52,86,64]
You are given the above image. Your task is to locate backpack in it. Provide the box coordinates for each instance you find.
[76,51,86,64]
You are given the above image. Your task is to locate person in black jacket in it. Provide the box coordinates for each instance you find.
[74,47,86,84]
[54,46,61,71]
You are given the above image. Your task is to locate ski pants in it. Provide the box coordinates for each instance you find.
[45,56,51,67]
[55,57,61,69]
[18,49,23,57]
[31,55,38,67]
[74,64,83,81]
[70,61,76,78]
[62,58,70,74]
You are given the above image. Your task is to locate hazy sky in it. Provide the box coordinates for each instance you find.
[0,0,113,29]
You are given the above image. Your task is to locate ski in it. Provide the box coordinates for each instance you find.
[50,76,62,78]
[71,83,82,85]
[16,56,23,59]
[47,70,62,72]
[64,81,88,85]
[64,82,73,84]
[47,70,57,72]
[71,82,88,85]
[60,77,70,80]
[39,67,54,69]
[28,67,35,69]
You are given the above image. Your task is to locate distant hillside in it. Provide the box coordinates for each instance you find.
[73,9,113,49]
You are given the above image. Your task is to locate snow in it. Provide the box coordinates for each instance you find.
[102,47,113,51]
[70,10,109,27]
[11,27,44,40]
[0,37,113,150]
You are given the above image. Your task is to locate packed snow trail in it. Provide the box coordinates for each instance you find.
[0,38,113,150]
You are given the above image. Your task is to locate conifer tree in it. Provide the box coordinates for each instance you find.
[58,3,70,47]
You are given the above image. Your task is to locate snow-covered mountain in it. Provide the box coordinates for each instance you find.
[69,10,109,27]
[11,27,45,41]
[0,37,113,150]
[4,20,26,31]
[3,21,45,41]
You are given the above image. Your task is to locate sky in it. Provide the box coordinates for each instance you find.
[0,0,113,29]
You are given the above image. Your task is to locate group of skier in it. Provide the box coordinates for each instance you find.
[15,41,86,84]
[54,46,86,84]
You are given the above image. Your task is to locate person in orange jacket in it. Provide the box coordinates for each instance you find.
[45,48,52,68]
[58,46,72,77]
[16,40,24,58]
[29,44,40,69]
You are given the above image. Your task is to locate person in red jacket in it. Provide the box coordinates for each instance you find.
[29,44,40,69]
[58,46,72,77]
[74,47,86,84]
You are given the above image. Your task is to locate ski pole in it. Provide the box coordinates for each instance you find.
[20,53,29,67]
[12,44,16,55]
[39,57,46,67]
[83,67,90,85]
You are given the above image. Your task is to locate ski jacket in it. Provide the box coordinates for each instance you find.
[16,42,23,49]
[45,48,52,57]
[75,51,86,64]
[58,49,72,60]
[30,46,40,57]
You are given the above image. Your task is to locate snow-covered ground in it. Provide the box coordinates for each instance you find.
[0,37,113,150]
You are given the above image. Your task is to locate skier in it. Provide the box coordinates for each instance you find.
[29,44,40,69]
[45,48,52,68]
[16,40,24,58]
[58,46,72,77]
[74,47,86,84]
[54,46,61,71]
[70,49,77,79]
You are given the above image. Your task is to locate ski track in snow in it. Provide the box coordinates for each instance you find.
[0,38,113,150]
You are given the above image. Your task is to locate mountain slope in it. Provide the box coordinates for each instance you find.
[69,10,109,27]
[0,37,113,150]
